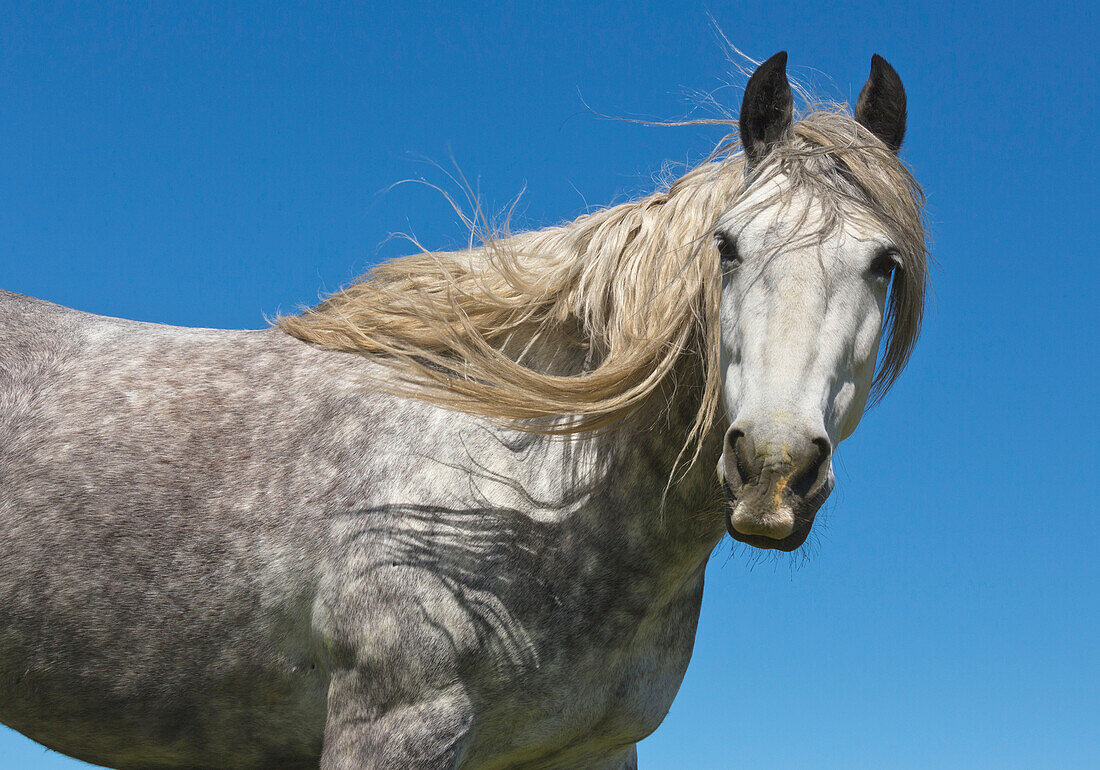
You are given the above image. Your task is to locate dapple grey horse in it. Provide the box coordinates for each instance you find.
[0,53,924,768]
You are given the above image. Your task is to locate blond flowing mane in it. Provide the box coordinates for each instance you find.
[277,108,928,468]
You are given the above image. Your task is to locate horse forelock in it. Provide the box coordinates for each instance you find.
[276,106,928,471]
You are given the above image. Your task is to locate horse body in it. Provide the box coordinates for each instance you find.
[0,53,926,768]
[0,289,720,768]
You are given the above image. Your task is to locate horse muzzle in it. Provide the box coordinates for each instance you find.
[719,423,834,551]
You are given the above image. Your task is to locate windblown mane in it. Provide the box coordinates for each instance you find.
[278,107,928,468]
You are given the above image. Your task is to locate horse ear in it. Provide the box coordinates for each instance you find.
[855,54,907,152]
[739,51,794,166]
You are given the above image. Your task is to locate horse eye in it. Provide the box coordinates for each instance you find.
[869,248,900,280]
[715,232,741,269]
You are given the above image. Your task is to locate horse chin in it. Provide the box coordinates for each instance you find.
[722,480,830,551]
[726,521,812,552]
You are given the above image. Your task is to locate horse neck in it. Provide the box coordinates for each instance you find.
[590,365,727,563]
[487,319,726,566]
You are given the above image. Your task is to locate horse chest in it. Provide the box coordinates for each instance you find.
[574,575,704,735]
[313,396,723,766]
[575,617,699,742]
[460,564,707,764]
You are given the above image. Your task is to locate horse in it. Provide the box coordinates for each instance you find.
[0,52,926,769]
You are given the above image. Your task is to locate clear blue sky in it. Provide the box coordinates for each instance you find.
[1,2,1096,768]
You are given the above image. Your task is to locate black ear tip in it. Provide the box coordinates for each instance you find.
[748,52,790,88]
[762,50,788,70]
[870,54,901,82]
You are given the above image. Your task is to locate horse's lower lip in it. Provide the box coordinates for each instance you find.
[722,479,819,551]
[726,522,810,551]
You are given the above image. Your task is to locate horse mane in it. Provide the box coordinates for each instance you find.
[277,107,928,470]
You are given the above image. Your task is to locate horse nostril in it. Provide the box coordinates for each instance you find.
[726,428,758,486]
[791,436,832,498]
[725,428,744,454]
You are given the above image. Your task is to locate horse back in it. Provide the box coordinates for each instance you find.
[0,289,336,767]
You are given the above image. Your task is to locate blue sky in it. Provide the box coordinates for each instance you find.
[1,1,1096,768]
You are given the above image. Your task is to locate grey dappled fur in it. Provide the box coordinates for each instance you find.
[0,289,723,769]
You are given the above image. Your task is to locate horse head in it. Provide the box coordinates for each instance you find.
[715,52,919,550]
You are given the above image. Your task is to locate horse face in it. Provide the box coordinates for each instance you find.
[714,52,908,551]
[714,182,896,550]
